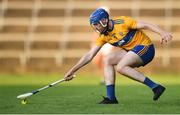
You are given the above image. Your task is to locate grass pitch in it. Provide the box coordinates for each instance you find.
[0,73,179,114]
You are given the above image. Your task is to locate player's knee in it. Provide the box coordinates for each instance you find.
[116,64,127,74]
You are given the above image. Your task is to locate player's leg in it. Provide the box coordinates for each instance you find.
[99,44,115,84]
[116,45,157,85]
[116,51,148,82]
[99,49,127,104]
[116,45,165,101]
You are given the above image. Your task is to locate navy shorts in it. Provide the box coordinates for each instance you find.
[131,44,155,66]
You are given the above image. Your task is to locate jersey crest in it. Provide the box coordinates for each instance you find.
[114,19,124,24]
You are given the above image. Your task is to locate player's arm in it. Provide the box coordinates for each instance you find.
[64,45,102,81]
[136,21,172,44]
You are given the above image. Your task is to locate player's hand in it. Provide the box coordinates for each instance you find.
[160,31,173,44]
[64,71,75,81]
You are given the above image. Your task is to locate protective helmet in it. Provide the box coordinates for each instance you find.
[89,8,109,28]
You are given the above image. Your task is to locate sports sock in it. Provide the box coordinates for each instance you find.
[144,77,158,89]
[106,85,116,100]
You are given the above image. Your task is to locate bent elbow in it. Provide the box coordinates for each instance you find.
[137,21,149,29]
[143,22,158,30]
[141,22,149,29]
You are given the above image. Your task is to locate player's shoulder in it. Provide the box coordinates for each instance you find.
[97,34,107,42]
[95,34,107,46]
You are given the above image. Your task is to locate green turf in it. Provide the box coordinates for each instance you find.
[0,73,180,114]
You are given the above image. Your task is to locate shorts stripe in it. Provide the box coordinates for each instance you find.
[139,46,149,56]
[137,46,149,56]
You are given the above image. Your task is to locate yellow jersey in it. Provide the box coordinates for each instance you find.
[95,16,152,50]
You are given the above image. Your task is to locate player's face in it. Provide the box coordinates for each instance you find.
[91,22,105,34]
[91,18,108,34]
